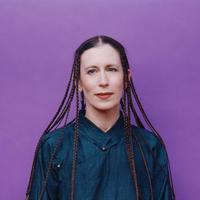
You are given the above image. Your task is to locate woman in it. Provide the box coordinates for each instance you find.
[26,35,175,200]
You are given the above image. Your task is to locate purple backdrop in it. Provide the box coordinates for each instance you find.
[0,0,199,199]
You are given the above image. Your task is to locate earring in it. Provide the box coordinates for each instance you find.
[78,88,82,92]
[78,85,82,92]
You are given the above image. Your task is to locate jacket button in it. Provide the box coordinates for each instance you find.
[102,146,106,151]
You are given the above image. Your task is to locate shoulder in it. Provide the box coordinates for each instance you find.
[35,120,75,166]
[131,125,169,165]
[131,125,161,147]
[39,120,75,150]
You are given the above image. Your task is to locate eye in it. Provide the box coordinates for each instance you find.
[108,67,118,72]
[87,69,97,75]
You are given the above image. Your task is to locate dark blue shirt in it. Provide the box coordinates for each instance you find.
[28,110,174,199]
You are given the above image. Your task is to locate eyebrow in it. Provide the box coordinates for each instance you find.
[84,64,119,70]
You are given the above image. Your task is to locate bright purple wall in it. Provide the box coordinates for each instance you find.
[0,0,199,199]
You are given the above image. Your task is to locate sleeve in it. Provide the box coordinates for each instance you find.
[152,138,175,200]
[27,135,59,200]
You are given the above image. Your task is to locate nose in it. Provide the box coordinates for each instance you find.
[99,71,109,87]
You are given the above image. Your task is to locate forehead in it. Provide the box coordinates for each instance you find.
[80,44,121,67]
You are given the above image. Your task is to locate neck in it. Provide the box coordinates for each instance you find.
[85,105,120,133]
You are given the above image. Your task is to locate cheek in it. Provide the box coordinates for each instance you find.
[112,75,124,91]
[80,77,95,94]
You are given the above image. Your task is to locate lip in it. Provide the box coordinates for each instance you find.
[95,92,113,100]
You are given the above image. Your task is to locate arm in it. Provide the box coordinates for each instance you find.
[152,138,175,200]
[26,135,59,200]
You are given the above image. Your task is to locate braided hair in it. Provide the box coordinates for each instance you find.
[26,35,175,200]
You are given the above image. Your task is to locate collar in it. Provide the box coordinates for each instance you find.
[78,109,125,151]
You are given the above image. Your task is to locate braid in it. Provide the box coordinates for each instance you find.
[70,57,80,200]
[129,78,175,199]
[45,67,75,133]
[126,79,154,199]
[53,85,75,129]
[121,61,140,200]
[64,86,76,125]
[126,80,144,128]
[80,91,86,111]
[26,35,175,200]
[37,131,65,199]
[133,133,154,199]
[25,67,75,199]
[122,61,153,199]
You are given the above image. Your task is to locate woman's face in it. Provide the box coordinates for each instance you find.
[79,44,129,113]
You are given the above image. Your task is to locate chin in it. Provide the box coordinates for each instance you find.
[92,103,120,112]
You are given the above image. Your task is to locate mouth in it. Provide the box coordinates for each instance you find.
[95,92,114,100]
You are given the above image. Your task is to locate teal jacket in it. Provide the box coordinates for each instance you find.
[28,110,175,200]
